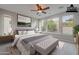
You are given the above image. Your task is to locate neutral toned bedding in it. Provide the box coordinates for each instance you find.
[12,33,58,55]
[12,33,46,54]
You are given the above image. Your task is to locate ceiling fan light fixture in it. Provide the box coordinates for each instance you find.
[38,10,42,13]
[31,4,50,15]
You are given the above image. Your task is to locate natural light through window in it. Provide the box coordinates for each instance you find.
[62,15,74,35]
[3,15,12,35]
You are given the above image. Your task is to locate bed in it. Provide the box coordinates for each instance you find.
[12,27,58,55]
[11,33,58,55]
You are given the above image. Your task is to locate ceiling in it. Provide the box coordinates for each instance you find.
[0,4,79,19]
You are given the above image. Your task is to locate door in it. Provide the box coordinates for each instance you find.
[62,15,75,43]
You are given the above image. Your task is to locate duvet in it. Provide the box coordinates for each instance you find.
[12,33,47,54]
[12,33,58,55]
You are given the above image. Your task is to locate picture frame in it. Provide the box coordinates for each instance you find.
[17,14,31,27]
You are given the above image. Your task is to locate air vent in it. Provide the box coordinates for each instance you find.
[66,4,78,12]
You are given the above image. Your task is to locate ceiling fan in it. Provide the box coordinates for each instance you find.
[31,4,50,15]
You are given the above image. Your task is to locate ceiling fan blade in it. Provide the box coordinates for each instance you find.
[36,4,40,7]
[36,4,43,10]
[43,7,50,10]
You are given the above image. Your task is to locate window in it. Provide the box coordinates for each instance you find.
[3,15,12,35]
[38,20,47,32]
[38,14,74,35]
[38,17,59,33]
[62,15,74,35]
[47,18,59,33]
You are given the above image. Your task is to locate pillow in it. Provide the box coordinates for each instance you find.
[18,31,27,35]
[27,30,35,35]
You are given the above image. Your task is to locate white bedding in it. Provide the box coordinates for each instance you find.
[12,33,47,54]
[12,33,58,55]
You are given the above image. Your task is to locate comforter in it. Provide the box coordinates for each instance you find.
[12,33,58,55]
[12,33,47,54]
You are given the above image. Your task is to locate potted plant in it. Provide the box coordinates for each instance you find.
[73,25,79,37]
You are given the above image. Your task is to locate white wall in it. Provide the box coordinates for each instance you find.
[0,13,3,35]
[0,8,17,35]
[74,13,79,25]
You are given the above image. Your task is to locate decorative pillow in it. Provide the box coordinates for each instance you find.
[27,30,35,35]
[18,31,27,35]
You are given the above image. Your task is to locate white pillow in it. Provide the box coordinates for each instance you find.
[18,31,27,35]
[27,30,35,35]
[18,31,23,35]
